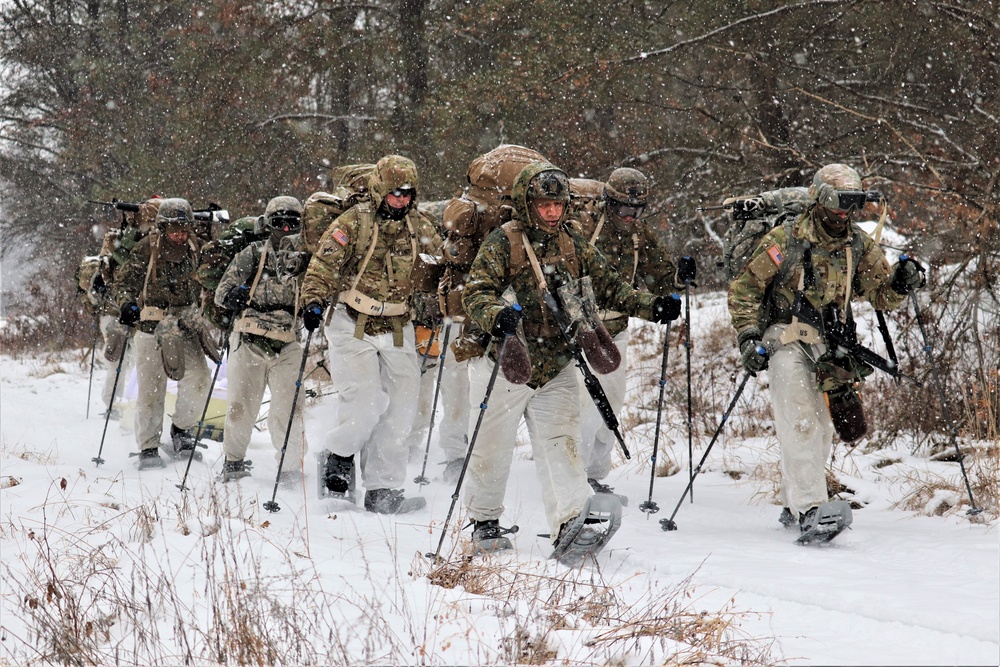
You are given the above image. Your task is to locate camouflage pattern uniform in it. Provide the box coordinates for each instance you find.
[215,197,309,475]
[572,168,679,484]
[728,164,907,517]
[462,161,659,542]
[301,155,442,496]
[113,198,211,457]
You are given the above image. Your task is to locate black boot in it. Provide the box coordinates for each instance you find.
[170,424,204,461]
[320,451,356,500]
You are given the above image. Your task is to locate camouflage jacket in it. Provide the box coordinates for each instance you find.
[300,203,442,336]
[574,211,678,337]
[113,232,201,335]
[728,211,905,338]
[216,234,307,352]
[463,221,657,388]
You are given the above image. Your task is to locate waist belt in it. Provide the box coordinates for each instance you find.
[338,288,408,317]
[523,320,561,339]
[140,305,167,322]
[234,317,297,343]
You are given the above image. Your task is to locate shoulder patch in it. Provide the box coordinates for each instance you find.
[331,228,349,246]
[767,245,784,266]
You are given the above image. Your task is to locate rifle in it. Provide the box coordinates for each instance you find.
[790,295,920,385]
[88,199,142,212]
[825,321,921,386]
[541,286,631,460]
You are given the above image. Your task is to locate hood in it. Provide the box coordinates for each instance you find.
[368,155,419,213]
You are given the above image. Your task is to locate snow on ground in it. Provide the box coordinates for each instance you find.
[1,294,997,665]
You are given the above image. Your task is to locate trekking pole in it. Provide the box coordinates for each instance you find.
[177,327,231,492]
[875,310,900,385]
[678,256,696,502]
[419,325,439,375]
[639,321,671,515]
[263,328,315,512]
[92,334,130,467]
[426,333,515,563]
[414,320,453,486]
[908,287,982,515]
[86,312,100,419]
[660,368,754,531]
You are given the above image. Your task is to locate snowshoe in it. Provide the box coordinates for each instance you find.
[471,520,517,555]
[550,494,622,566]
[796,500,853,545]
[587,477,629,507]
[169,424,207,462]
[220,459,253,482]
[131,447,166,470]
[363,488,427,514]
[779,507,796,529]
[318,451,356,502]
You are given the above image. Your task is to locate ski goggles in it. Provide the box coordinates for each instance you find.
[607,200,645,220]
[269,212,301,232]
[818,189,881,212]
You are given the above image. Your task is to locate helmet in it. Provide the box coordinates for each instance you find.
[155,198,194,231]
[263,195,303,235]
[604,168,649,206]
[808,164,865,210]
[512,162,570,234]
[525,169,570,203]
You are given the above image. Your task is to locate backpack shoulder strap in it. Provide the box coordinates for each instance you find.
[501,220,526,279]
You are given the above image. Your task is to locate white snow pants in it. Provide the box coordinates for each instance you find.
[578,328,630,480]
[313,308,419,491]
[464,357,593,541]
[764,324,834,515]
[405,326,471,464]
[100,315,135,410]
[133,330,210,451]
[223,332,305,470]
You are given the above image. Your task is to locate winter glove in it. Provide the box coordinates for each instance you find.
[119,302,140,327]
[302,302,324,332]
[738,327,768,373]
[651,294,682,323]
[890,256,926,295]
[491,304,523,337]
[222,284,251,312]
[677,256,697,284]
[91,273,107,296]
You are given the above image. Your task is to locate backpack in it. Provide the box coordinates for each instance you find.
[567,178,605,239]
[303,163,377,254]
[719,187,813,281]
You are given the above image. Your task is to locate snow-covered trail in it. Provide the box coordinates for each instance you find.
[2,353,998,666]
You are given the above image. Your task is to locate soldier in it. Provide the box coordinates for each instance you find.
[461,161,681,561]
[300,155,442,514]
[79,198,162,420]
[114,198,212,469]
[573,168,680,501]
[728,163,925,541]
[215,196,309,483]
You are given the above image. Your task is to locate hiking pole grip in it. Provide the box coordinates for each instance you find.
[660,369,753,531]
[640,321,671,515]
[908,291,982,515]
[415,321,453,486]
[426,334,509,563]
[263,328,315,513]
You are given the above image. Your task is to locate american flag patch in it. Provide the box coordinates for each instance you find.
[331,228,349,246]
[767,245,784,266]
